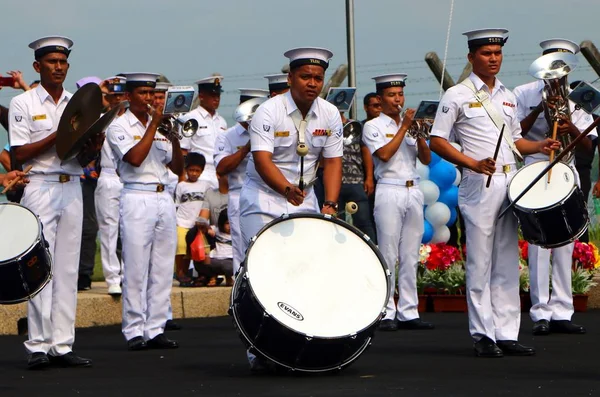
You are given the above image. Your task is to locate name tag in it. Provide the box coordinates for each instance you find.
[275,131,289,137]
[385,133,395,138]
[313,129,331,136]
[468,103,482,108]
[32,114,47,121]
[134,135,142,140]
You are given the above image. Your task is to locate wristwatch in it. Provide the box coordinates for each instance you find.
[323,201,339,211]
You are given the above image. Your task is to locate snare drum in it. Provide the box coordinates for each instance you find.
[231,213,389,373]
[508,161,588,248]
[0,203,52,304]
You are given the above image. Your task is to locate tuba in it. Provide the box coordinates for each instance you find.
[529,52,579,162]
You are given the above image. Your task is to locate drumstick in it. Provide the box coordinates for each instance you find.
[486,125,504,188]
[1,165,33,194]
[547,120,559,183]
[499,115,600,219]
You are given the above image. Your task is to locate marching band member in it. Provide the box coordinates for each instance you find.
[214,89,269,276]
[180,76,227,189]
[95,75,127,296]
[9,36,92,368]
[239,47,343,371]
[264,73,290,97]
[362,74,433,331]
[429,28,559,357]
[514,39,593,336]
[153,80,180,198]
[106,73,183,351]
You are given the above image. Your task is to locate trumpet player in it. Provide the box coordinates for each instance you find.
[362,74,433,332]
[106,73,183,351]
[514,39,594,336]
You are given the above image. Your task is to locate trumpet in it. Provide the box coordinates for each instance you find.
[147,104,198,140]
[398,105,432,140]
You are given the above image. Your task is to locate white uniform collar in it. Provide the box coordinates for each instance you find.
[198,105,219,120]
[469,72,506,93]
[379,112,400,127]
[283,90,318,119]
[35,84,70,104]
[124,108,150,128]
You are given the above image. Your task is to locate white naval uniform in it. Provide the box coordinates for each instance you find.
[239,90,343,254]
[95,137,124,289]
[362,113,424,322]
[107,109,177,342]
[431,73,523,342]
[9,85,83,356]
[214,123,250,275]
[514,80,595,322]
[180,106,227,189]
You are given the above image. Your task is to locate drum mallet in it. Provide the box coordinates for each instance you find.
[486,125,504,188]
[498,115,600,219]
[346,201,358,215]
[1,165,33,194]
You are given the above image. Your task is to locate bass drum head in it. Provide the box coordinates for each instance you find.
[0,203,41,262]
[508,161,575,210]
[245,213,388,339]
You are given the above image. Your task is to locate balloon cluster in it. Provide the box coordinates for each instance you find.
[417,142,462,244]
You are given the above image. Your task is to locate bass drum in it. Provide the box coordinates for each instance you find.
[0,203,52,304]
[508,161,588,248]
[231,213,389,373]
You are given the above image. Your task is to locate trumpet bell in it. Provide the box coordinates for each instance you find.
[234,97,268,123]
[343,120,362,146]
[181,118,198,138]
[529,52,578,80]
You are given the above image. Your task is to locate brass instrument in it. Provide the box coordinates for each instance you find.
[342,120,362,146]
[147,104,198,140]
[399,105,433,140]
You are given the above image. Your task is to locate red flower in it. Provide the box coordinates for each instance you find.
[425,243,461,271]
[518,240,528,261]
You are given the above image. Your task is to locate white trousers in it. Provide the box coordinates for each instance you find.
[459,170,521,342]
[22,178,83,355]
[374,184,424,321]
[120,189,176,341]
[228,189,243,276]
[95,172,123,288]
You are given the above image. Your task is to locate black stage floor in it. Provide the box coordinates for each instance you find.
[0,312,598,397]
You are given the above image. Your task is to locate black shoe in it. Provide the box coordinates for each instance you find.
[532,319,550,335]
[147,333,179,349]
[378,319,398,331]
[473,337,503,358]
[127,336,147,351]
[549,320,586,334]
[397,318,435,330]
[48,352,92,367]
[27,352,50,370]
[496,340,535,356]
[165,320,182,331]
[77,275,91,291]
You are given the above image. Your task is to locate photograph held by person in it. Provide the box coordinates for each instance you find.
[514,39,594,336]
[362,74,433,331]
[106,73,183,351]
[429,28,560,358]
[9,36,92,369]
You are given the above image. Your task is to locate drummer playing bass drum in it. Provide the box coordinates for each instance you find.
[514,39,594,336]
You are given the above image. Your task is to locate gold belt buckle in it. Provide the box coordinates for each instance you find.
[406,180,414,188]
[59,174,70,183]
[502,165,511,173]
[156,184,165,192]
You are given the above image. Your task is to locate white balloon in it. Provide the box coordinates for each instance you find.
[431,225,451,243]
[416,160,430,180]
[425,202,451,227]
[453,168,462,186]
[450,142,462,152]
[419,180,440,205]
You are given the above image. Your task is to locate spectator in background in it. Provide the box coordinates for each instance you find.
[362,92,382,243]
[192,209,233,286]
[0,71,32,131]
[199,173,229,228]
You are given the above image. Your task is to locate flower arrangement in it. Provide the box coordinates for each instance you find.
[571,241,600,295]
[419,243,465,295]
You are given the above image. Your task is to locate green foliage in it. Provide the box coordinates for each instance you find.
[572,267,597,295]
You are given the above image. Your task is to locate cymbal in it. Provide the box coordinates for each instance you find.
[56,83,103,160]
[60,101,129,166]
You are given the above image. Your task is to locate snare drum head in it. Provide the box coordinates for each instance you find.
[245,214,388,339]
[508,161,575,209]
[0,204,41,262]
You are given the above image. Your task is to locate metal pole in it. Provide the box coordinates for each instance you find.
[346,0,357,120]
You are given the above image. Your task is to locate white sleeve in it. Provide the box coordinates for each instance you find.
[430,91,459,141]
[322,108,343,158]
[106,122,135,161]
[8,97,30,146]
[249,104,275,153]
[213,131,233,168]
[361,120,386,155]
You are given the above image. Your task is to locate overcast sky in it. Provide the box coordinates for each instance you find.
[1,0,599,142]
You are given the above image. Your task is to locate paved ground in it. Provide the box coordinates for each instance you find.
[0,312,598,397]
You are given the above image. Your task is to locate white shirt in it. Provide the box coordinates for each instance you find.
[430,73,522,166]
[106,109,173,184]
[210,229,232,260]
[175,179,210,228]
[100,135,118,171]
[362,113,419,182]
[514,80,595,162]
[179,106,227,173]
[214,123,249,191]
[8,85,81,175]
[246,90,343,191]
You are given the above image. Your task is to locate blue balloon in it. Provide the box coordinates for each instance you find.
[422,220,434,243]
[429,160,456,191]
[429,151,442,167]
[438,185,459,209]
[446,208,457,226]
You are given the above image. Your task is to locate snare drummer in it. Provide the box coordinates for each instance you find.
[9,36,92,369]
[429,28,560,358]
[514,39,594,336]
[106,73,184,351]
[362,74,434,331]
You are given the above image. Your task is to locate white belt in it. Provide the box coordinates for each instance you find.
[101,168,118,175]
[377,178,419,187]
[29,174,79,183]
[123,183,167,193]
